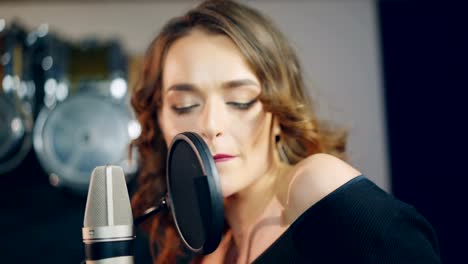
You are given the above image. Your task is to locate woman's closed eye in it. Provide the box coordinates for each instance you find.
[171,104,200,114]
[227,98,258,110]
[171,98,258,115]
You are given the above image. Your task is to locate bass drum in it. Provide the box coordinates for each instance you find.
[33,91,138,195]
[0,95,32,174]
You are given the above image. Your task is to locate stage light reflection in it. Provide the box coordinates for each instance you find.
[128,120,141,140]
[41,55,53,71]
[2,74,14,92]
[26,32,37,46]
[11,117,24,135]
[0,19,5,32]
[56,82,69,101]
[2,52,11,65]
[44,78,57,95]
[37,23,49,38]
[110,77,127,99]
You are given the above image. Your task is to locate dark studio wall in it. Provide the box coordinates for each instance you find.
[379,1,467,263]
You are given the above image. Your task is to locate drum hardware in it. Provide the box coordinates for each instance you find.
[0,21,35,175]
[32,37,139,195]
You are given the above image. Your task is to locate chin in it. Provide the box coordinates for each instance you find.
[220,180,243,199]
[220,185,236,198]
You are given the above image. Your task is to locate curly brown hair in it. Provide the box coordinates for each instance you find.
[130,0,347,263]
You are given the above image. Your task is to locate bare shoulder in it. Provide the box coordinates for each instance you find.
[283,153,362,224]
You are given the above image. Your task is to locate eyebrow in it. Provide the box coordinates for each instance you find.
[222,79,259,89]
[165,79,259,93]
[166,83,195,93]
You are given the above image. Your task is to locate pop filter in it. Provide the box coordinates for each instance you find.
[135,132,224,255]
[167,132,224,254]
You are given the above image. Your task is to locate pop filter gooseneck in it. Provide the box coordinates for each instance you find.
[134,132,224,255]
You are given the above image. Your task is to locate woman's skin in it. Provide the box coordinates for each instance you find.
[157,29,361,263]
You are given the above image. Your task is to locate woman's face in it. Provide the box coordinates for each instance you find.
[158,29,276,198]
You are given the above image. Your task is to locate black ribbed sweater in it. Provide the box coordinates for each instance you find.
[252,176,441,263]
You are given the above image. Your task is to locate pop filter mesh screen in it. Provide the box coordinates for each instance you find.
[169,140,205,250]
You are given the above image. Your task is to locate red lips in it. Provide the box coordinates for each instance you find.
[213,154,235,162]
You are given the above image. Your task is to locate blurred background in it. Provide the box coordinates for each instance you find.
[0,0,465,263]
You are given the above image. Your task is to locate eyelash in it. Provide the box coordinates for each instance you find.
[171,98,258,115]
[171,104,199,115]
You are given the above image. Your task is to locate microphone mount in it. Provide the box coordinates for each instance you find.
[134,196,168,226]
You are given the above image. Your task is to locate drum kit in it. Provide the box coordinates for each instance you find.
[0,21,139,195]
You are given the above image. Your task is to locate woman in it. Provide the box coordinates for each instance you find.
[130,0,441,263]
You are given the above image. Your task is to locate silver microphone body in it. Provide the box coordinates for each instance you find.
[83,166,135,264]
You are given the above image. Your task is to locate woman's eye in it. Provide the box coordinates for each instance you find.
[170,98,257,114]
[171,104,199,115]
[227,98,258,110]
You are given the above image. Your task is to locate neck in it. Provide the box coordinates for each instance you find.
[223,162,290,251]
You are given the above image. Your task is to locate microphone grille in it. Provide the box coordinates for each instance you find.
[83,166,133,227]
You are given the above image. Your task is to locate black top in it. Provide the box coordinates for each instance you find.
[252,176,441,264]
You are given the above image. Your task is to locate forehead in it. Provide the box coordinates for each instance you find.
[162,29,259,91]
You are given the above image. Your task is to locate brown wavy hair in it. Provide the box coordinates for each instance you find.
[130,0,347,263]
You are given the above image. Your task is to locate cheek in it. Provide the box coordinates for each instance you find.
[233,107,271,153]
[158,109,186,147]
[159,107,209,148]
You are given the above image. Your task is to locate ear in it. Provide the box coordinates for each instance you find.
[271,115,290,164]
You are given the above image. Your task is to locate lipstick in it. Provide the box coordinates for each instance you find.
[213,154,236,163]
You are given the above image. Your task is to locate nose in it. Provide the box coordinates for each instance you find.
[199,97,224,142]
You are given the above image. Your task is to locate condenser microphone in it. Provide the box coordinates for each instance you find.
[82,165,135,264]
